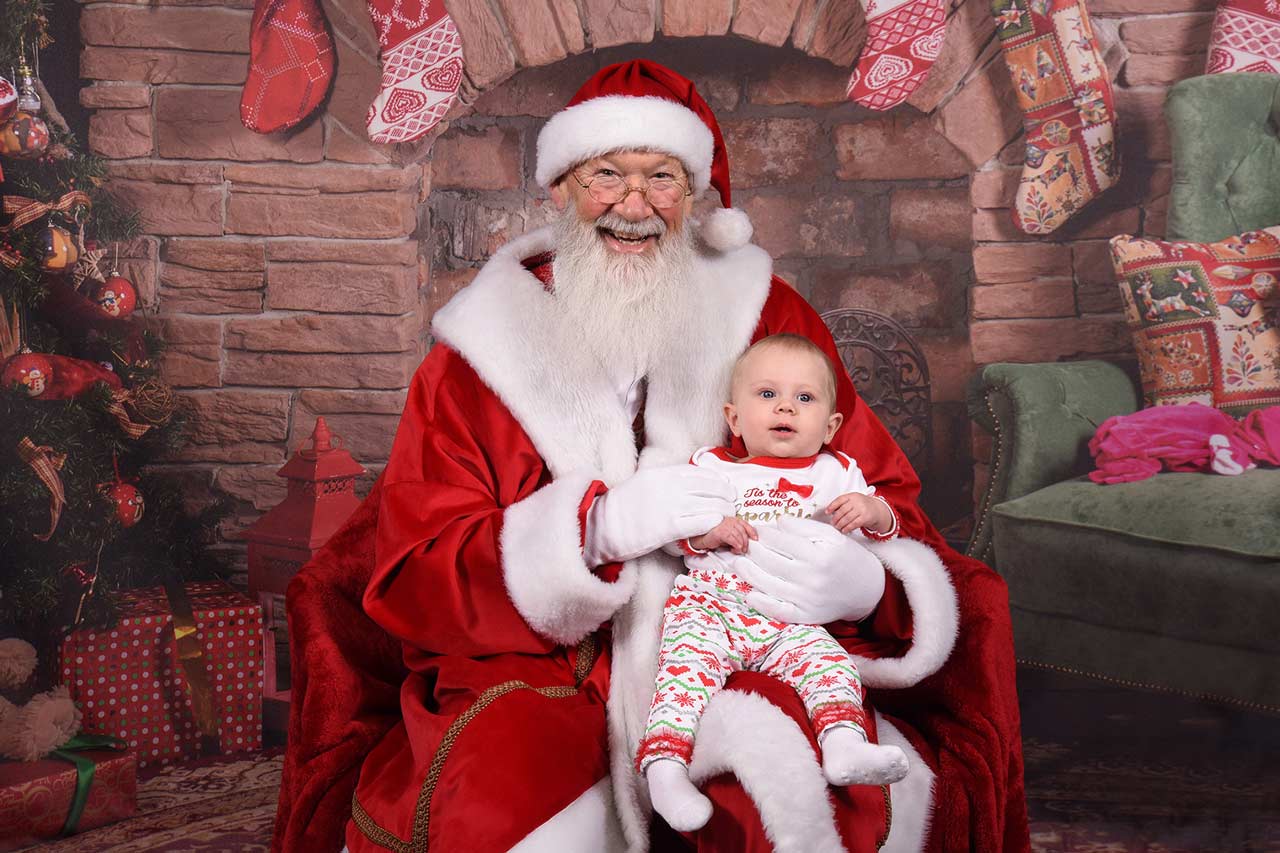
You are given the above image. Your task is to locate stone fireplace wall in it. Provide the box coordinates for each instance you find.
[74,0,1214,573]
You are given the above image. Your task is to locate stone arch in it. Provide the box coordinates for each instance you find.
[419,22,993,529]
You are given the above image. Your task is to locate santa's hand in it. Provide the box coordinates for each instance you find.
[582,466,734,566]
[724,516,885,624]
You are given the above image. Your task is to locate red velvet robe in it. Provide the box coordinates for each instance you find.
[272,229,1029,853]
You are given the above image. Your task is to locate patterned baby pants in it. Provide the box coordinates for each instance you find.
[636,573,869,772]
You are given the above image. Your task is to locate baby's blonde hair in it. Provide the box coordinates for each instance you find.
[730,334,839,408]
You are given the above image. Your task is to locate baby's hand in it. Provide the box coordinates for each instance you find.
[689,517,758,555]
[826,493,893,535]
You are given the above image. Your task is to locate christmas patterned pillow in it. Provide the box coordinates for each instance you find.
[1111,228,1280,414]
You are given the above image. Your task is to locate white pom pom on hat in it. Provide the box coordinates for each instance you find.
[536,59,754,253]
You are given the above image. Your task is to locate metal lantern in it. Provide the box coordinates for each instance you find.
[245,417,366,732]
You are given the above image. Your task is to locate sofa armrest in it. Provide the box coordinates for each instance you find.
[966,361,1139,566]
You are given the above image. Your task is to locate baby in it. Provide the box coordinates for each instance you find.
[638,333,910,832]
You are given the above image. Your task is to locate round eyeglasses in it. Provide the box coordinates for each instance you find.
[570,169,692,209]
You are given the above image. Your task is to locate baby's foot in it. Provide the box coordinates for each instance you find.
[820,727,909,786]
[646,758,713,832]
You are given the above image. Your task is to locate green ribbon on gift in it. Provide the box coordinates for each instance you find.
[50,733,126,836]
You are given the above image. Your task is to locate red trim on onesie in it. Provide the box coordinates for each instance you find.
[861,495,899,542]
[707,446,821,469]
[825,448,853,470]
[677,538,708,556]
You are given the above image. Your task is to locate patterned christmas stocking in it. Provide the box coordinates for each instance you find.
[364,0,464,144]
[846,0,949,110]
[992,0,1121,234]
[1205,0,1280,74]
[240,0,335,133]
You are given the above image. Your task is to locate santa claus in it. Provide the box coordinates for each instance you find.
[274,60,1029,853]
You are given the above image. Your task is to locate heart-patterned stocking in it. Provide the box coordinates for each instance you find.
[846,0,950,110]
[365,0,464,144]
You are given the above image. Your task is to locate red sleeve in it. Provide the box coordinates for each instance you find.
[363,345,557,657]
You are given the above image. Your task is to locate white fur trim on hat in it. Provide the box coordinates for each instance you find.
[536,95,715,194]
[700,206,753,252]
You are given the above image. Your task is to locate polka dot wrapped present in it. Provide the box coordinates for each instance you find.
[58,581,264,767]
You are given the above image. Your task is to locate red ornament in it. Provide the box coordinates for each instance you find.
[0,76,16,123]
[2,352,53,397]
[101,480,145,527]
[92,275,138,318]
[1,352,123,400]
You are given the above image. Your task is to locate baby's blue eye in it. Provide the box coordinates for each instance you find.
[760,389,775,399]
[798,393,813,403]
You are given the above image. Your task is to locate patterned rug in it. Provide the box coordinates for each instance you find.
[17,669,1280,851]
[20,753,282,852]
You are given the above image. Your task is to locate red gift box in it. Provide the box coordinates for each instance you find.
[59,581,264,767]
[0,749,136,851]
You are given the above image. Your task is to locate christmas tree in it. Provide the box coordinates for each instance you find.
[1,0,226,682]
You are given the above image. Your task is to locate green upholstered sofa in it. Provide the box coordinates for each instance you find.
[966,73,1280,712]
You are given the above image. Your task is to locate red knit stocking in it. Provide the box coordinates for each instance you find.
[846,0,949,111]
[364,0,464,144]
[992,0,1121,234]
[240,0,335,133]
[1205,0,1280,74]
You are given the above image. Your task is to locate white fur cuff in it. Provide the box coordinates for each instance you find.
[501,473,637,645]
[855,538,959,689]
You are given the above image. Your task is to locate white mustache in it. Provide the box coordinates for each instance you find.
[594,211,667,239]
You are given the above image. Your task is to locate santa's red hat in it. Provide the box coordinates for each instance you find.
[535,60,753,253]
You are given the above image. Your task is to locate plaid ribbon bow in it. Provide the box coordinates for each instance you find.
[107,390,152,439]
[2,190,92,230]
[17,436,68,541]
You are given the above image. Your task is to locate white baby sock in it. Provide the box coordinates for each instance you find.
[645,758,713,832]
[820,726,910,786]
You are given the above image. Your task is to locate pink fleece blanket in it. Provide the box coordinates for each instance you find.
[1088,403,1280,483]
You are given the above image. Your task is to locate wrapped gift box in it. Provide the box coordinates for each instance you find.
[0,749,136,851]
[59,581,264,767]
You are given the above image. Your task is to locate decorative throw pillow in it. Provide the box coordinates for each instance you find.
[1110,227,1280,414]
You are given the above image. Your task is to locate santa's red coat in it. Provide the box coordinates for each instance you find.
[272,229,1029,853]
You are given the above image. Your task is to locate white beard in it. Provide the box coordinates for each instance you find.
[550,208,699,386]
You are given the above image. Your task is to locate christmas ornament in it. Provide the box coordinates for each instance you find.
[363,0,462,144]
[846,0,949,110]
[1205,0,1280,74]
[3,352,52,396]
[39,223,80,271]
[0,75,16,123]
[99,459,144,528]
[241,0,335,133]
[16,436,68,541]
[91,275,137,318]
[991,0,1121,234]
[128,377,177,426]
[14,59,42,113]
[71,246,108,289]
[101,480,144,527]
[0,111,50,158]
[2,351,122,399]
